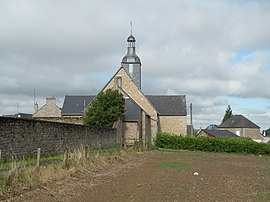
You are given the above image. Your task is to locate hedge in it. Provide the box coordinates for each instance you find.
[154,132,270,155]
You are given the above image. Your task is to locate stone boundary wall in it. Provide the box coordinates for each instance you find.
[0,117,121,161]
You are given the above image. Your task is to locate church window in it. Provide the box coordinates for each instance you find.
[129,64,133,74]
[117,76,122,88]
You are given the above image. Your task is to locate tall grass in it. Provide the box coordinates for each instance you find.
[0,146,140,200]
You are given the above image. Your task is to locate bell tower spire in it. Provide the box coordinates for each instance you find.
[121,23,142,89]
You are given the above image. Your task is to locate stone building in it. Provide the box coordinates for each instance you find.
[216,115,262,141]
[61,34,187,144]
[197,129,239,138]
[33,97,61,119]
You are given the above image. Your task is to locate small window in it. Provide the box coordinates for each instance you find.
[129,64,133,74]
[117,76,122,88]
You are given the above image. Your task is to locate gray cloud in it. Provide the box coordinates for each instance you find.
[0,0,270,129]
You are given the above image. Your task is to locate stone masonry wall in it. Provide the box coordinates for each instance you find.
[159,116,187,135]
[123,122,138,145]
[218,127,262,140]
[104,67,158,142]
[0,117,121,161]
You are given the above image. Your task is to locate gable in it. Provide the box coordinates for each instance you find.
[103,67,158,120]
[146,95,186,116]
[218,115,260,129]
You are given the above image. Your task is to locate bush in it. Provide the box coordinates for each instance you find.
[154,132,270,155]
[83,89,125,127]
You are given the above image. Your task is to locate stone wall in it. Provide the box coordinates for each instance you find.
[123,122,138,145]
[159,116,187,135]
[34,117,83,124]
[0,117,121,161]
[217,127,262,140]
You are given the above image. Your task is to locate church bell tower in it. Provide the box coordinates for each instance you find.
[121,32,142,89]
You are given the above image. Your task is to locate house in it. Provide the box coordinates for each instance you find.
[61,34,187,144]
[33,97,61,120]
[197,129,239,138]
[216,115,262,141]
[3,113,33,119]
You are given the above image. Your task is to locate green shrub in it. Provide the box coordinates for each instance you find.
[154,132,270,155]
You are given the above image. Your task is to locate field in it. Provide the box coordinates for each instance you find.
[7,150,270,202]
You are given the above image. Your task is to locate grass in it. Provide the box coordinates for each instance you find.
[0,154,63,172]
[157,161,191,168]
[262,167,270,173]
[0,147,125,172]
[0,146,139,200]
[250,192,270,200]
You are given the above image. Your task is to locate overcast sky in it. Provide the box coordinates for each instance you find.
[0,0,270,130]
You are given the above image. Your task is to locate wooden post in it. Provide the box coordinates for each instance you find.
[11,155,15,169]
[84,145,88,160]
[63,147,69,168]
[36,148,41,168]
[0,149,1,162]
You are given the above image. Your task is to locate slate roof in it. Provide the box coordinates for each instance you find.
[123,98,142,121]
[61,95,142,121]
[61,94,186,117]
[146,95,186,116]
[61,95,95,116]
[217,115,260,129]
[201,129,239,138]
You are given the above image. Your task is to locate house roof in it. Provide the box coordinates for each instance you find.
[61,95,95,116]
[61,95,142,121]
[217,115,260,129]
[146,95,186,116]
[123,98,142,121]
[61,94,186,117]
[3,113,33,118]
[202,129,239,138]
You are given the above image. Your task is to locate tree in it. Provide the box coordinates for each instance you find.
[83,89,125,127]
[222,105,233,123]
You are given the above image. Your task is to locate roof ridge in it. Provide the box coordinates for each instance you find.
[146,95,185,97]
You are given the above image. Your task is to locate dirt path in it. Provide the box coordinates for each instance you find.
[8,150,270,202]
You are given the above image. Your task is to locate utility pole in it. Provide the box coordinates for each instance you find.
[190,103,193,135]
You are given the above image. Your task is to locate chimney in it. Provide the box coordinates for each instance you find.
[46,96,56,107]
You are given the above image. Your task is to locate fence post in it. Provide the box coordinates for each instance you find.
[63,147,69,168]
[84,145,88,160]
[36,148,41,169]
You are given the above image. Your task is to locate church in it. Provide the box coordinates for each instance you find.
[37,34,187,144]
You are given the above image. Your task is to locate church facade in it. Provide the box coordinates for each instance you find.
[61,34,187,144]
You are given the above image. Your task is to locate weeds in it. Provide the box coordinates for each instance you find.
[0,146,141,200]
[250,192,270,200]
